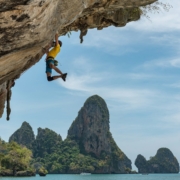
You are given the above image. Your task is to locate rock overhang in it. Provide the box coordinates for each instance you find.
[0,0,157,119]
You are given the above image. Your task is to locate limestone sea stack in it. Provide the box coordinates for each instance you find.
[135,148,179,173]
[68,95,131,173]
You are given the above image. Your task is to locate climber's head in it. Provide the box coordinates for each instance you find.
[58,40,62,47]
[51,40,62,47]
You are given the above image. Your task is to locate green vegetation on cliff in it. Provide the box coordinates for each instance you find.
[0,139,35,176]
[33,128,62,158]
[135,148,179,173]
[8,95,133,174]
[33,138,99,173]
[9,121,35,150]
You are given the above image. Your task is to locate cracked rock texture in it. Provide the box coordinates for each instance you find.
[0,0,156,119]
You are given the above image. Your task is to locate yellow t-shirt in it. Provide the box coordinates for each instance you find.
[47,44,60,58]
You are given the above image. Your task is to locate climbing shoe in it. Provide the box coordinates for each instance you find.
[62,73,67,81]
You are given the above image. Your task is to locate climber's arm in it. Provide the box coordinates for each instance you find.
[55,33,59,46]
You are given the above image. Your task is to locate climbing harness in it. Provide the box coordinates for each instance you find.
[47,56,58,66]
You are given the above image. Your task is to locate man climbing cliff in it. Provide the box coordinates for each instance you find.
[45,33,67,82]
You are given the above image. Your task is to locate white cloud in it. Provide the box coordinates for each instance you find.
[58,70,158,111]
[57,54,180,113]
[161,113,180,125]
[127,73,157,80]
[168,82,180,88]
[142,57,180,69]
[72,28,139,56]
[128,0,180,32]
[58,73,102,92]
[72,56,94,72]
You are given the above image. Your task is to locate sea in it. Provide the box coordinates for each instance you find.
[0,174,180,180]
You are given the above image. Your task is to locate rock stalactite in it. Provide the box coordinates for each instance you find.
[0,0,157,119]
[6,81,12,121]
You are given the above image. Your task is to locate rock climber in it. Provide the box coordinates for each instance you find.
[45,33,67,82]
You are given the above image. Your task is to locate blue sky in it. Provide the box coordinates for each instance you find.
[1,0,180,170]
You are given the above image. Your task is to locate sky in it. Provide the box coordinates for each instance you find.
[0,0,180,171]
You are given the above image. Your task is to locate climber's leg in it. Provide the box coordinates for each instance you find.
[50,63,67,81]
[46,61,67,82]
[49,63,63,75]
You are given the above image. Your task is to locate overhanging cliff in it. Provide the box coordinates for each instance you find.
[0,0,157,119]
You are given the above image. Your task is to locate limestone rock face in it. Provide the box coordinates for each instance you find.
[135,154,149,173]
[68,95,131,173]
[135,148,179,173]
[0,0,157,119]
[9,121,35,149]
[68,95,110,156]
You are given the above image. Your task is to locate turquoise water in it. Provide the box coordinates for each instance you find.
[0,174,180,180]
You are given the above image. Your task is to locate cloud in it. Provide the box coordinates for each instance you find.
[12,100,65,113]
[127,73,157,80]
[168,82,180,88]
[141,57,180,69]
[72,56,94,72]
[127,0,180,33]
[58,69,158,111]
[149,33,179,44]
[57,54,180,113]
[58,73,102,92]
[71,28,139,56]
[160,113,180,126]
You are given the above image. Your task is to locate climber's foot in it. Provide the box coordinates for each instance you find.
[62,73,67,81]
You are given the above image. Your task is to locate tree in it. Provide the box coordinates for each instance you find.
[0,139,7,172]
[2,141,32,175]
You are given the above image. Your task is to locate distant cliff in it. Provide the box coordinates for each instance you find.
[135,148,179,173]
[68,95,131,173]
[9,121,35,149]
[9,95,132,174]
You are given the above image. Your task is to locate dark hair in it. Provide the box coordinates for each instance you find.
[58,40,62,47]
[52,41,62,47]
